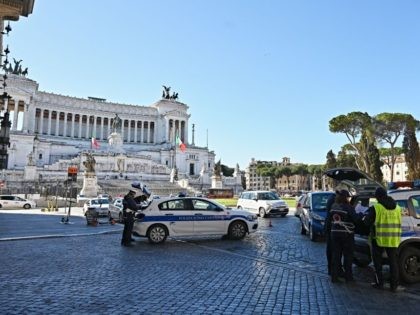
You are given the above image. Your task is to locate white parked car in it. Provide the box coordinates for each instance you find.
[108,197,124,222]
[0,195,36,209]
[236,190,289,218]
[83,198,110,216]
[132,197,258,244]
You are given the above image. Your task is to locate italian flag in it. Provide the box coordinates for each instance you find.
[175,134,186,152]
[91,130,100,149]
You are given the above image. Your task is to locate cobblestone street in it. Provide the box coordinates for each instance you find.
[1,210,420,314]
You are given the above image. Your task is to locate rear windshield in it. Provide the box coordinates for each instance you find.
[312,193,334,211]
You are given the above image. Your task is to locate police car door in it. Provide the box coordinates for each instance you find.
[191,198,226,234]
[161,198,194,235]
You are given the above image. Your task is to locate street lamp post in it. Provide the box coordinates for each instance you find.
[0,108,11,169]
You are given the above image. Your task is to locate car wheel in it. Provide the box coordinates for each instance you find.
[147,224,168,244]
[300,222,307,235]
[309,225,317,242]
[259,208,266,218]
[353,257,371,267]
[118,213,123,223]
[399,247,420,284]
[228,221,247,240]
[23,204,31,209]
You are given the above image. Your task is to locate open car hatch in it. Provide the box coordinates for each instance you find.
[323,167,385,197]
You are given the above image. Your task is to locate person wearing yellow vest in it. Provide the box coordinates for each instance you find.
[363,187,403,292]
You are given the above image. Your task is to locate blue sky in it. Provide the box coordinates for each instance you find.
[6,0,420,169]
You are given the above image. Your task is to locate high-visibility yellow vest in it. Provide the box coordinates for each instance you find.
[374,203,401,248]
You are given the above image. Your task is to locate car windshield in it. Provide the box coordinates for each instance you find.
[257,192,280,200]
[312,193,333,211]
[92,199,109,205]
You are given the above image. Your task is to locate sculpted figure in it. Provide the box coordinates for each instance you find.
[112,113,122,133]
[83,153,96,173]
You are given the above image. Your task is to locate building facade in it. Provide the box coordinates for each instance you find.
[381,154,408,183]
[2,74,218,180]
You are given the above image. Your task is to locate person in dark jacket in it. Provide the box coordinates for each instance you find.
[121,189,142,247]
[325,192,336,276]
[326,189,360,283]
[363,187,403,292]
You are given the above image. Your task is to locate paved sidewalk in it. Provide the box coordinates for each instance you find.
[0,207,122,241]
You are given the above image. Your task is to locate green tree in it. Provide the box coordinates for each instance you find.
[277,165,292,191]
[374,113,413,182]
[308,164,324,190]
[325,150,337,169]
[402,117,420,180]
[337,144,357,168]
[329,112,372,173]
[325,150,337,188]
[292,164,309,190]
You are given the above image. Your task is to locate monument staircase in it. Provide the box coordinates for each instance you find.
[97,178,192,198]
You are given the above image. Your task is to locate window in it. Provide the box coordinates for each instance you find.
[1,196,14,201]
[410,196,420,218]
[192,199,218,210]
[159,199,186,210]
[396,200,409,217]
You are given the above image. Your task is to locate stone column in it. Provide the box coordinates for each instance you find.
[71,114,75,138]
[121,119,125,142]
[63,112,68,137]
[39,109,44,134]
[85,116,90,139]
[140,121,144,143]
[153,121,156,143]
[108,117,112,136]
[78,115,83,138]
[12,99,19,131]
[55,111,60,136]
[100,117,104,140]
[22,102,29,133]
[147,120,152,143]
[134,120,138,143]
[47,110,52,135]
[93,116,97,138]
[127,119,132,143]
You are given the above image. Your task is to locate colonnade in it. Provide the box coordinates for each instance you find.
[34,108,156,144]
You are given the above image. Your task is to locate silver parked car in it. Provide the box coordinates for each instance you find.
[108,197,124,222]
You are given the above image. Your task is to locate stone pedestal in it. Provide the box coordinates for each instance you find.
[79,172,99,198]
[108,132,124,153]
[211,175,223,189]
[24,165,37,181]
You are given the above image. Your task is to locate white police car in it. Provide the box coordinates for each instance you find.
[132,196,258,244]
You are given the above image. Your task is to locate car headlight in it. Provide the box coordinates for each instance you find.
[247,214,258,221]
[311,212,324,221]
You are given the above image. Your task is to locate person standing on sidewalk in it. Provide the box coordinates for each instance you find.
[326,189,359,283]
[363,187,403,292]
[121,188,142,247]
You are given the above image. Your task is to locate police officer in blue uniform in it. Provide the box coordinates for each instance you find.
[121,186,142,247]
[326,189,360,283]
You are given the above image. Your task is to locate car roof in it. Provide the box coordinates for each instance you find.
[388,189,420,199]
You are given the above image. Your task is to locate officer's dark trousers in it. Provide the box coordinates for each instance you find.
[121,212,134,246]
[331,233,354,281]
[371,239,399,288]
